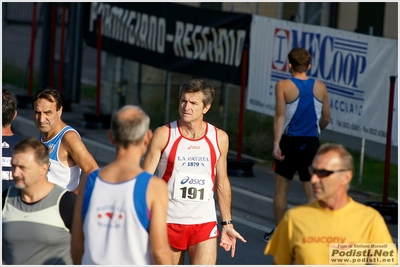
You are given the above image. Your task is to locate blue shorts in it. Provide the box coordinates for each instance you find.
[273,135,319,182]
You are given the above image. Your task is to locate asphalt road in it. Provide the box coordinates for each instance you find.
[5,23,397,266]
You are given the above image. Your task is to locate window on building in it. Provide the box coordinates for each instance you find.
[200,2,222,11]
[356,3,385,37]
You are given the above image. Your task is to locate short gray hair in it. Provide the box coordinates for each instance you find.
[110,105,150,148]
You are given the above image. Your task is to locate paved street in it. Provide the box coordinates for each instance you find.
[3,23,398,265]
[9,88,398,264]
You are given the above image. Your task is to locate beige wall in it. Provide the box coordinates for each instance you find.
[383,2,398,39]
[337,2,358,32]
[222,2,280,18]
[328,2,398,39]
[176,2,199,8]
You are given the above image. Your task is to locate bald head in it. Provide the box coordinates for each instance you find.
[110,105,150,148]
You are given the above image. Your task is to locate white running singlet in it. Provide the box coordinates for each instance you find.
[157,120,221,224]
[81,170,153,265]
[40,126,81,191]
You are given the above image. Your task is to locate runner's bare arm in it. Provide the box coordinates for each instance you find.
[142,125,169,174]
[273,80,287,160]
[317,80,331,130]
[62,131,98,194]
[62,131,99,174]
[214,129,232,222]
[215,129,246,257]
[70,173,89,264]
[147,176,173,264]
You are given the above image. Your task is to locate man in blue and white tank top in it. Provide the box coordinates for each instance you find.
[71,105,172,265]
[32,88,98,193]
[263,48,331,243]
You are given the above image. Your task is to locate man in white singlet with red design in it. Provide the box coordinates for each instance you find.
[143,79,246,265]
[71,105,172,265]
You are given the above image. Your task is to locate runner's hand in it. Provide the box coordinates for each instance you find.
[219,227,247,257]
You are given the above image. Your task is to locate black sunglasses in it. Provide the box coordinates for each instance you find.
[308,166,348,178]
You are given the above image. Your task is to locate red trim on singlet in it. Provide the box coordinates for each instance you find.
[213,125,222,155]
[160,123,172,155]
[211,125,220,191]
[162,121,218,187]
[204,136,217,185]
[163,135,183,184]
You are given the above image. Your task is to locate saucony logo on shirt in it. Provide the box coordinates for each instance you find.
[303,236,346,244]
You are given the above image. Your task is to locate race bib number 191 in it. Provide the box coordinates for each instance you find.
[173,173,211,202]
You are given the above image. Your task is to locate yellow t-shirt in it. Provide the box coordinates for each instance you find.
[265,198,397,265]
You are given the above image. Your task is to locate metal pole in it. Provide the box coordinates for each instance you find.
[23,3,44,91]
[57,5,66,94]
[39,3,52,90]
[165,71,171,125]
[49,4,56,88]
[222,84,229,131]
[66,2,84,103]
[237,49,248,162]
[114,57,122,111]
[96,16,102,116]
[382,76,396,206]
[357,138,365,187]
[137,63,142,105]
[298,2,306,23]
[356,16,375,190]
[28,3,37,96]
